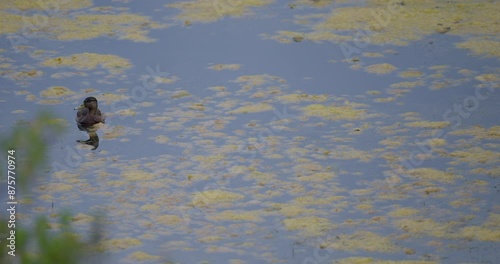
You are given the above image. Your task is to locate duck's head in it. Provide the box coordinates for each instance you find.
[75,97,99,111]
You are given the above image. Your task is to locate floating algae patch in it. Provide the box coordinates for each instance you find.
[374,97,396,103]
[469,167,500,177]
[36,183,73,193]
[151,135,169,144]
[98,238,142,252]
[171,90,191,99]
[336,258,438,264]
[40,86,75,97]
[167,0,272,23]
[388,207,420,218]
[328,145,374,162]
[273,204,317,218]
[99,93,130,104]
[450,126,500,140]
[208,64,241,71]
[275,0,500,49]
[154,214,183,226]
[459,213,500,241]
[394,218,458,239]
[328,231,399,252]
[456,38,500,59]
[460,226,500,242]
[277,93,328,103]
[283,216,333,236]
[0,0,92,11]
[233,74,285,88]
[0,8,165,42]
[449,147,500,165]
[399,70,424,78]
[475,73,500,84]
[126,251,161,261]
[405,121,450,129]
[297,171,336,182]
[122,170,156,181]
[192,190,244,207]
[302,103,366,120]
[54,14,164,42]
[390,81,425,89]
[140,204,161,213]
[406,168,463,183]
[228,103,273,114]
[41,53,131,74]
[208,210,263,222]
[103,125,126,139]
[71,213,95,225]
[365,63,397,74]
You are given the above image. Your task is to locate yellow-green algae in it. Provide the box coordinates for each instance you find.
[449,126,500,140]
[151,135,170,144]
[126,251,161,261]
[208,64,241,71]
[208,210,263,222]
[167,0,272,23]
[277,93,328,103]
[40,86,75,97]
[283,216,333,236]
[98,238,142,252]
[374,97,396,103]
[395,218,457,238]
[449,147,500,165]
[71,213,95,224]
[327,231,399,252]
[0,0,92,11]
[0,10,165,42]
[388,207,419,218]
[233,74,285,88]
[103,125,126,139]
[390,81,425,88]
[406,168,462,183]
[36,183,73,192]
[273,204,317,217]
[41,53,131,74]
[229,103,273,114]
[365,63,397,74]
[399,70,424,78]
[192,190,244,207]
[302,103,366,120]
[475,73,500,83]
[154,214,183,226]
[297,171,336,182]
[140,204,161,212]
[171,90,191,99]
[405,121,450,129]
[336,258,437,264]
[460,226,500,242]
[456,38,500,59]
[121,170,156,181]
[270,0,500,58]
[469,167,500,177]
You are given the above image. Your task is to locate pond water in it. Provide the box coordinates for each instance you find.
[0,0,499,263]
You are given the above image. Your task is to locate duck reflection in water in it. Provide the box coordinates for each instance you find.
[75,97,105,150]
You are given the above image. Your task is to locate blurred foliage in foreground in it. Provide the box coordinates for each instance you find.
[0,112,103,264]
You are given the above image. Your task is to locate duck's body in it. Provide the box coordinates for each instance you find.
[75,97,105,129]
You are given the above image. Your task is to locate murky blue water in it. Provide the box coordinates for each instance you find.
[1,0,499,263]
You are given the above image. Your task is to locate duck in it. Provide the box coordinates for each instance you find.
[75,97,105,130]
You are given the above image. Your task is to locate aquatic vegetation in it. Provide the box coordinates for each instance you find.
[365,63,397,74]
[302,103,366,120]
[2,0,498,262]
[41,53,131,74]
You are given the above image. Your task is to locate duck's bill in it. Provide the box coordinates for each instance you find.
[74,103,85,110]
